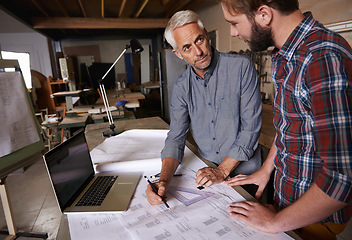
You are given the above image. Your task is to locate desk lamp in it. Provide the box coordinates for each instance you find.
[99,39,143,137]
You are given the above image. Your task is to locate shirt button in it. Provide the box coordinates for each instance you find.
[208,103,211,106]
[204,84,207,87]
[211,120,214,123]
[216,152,219,154]
[213,138,216,140]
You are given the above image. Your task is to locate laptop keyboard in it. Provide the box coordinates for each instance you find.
[75,176,118,206]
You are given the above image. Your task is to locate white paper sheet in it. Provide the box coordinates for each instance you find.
[67,213,130,240]
[67,129,293,240]
[96,158,162,173]
[90,129,168,164]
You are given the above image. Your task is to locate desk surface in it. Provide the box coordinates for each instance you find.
[95,89,145,106]
[56,117,299,240]
[51,90,82,97]
[59,113,89,128]
[84,116,169,151]
[56,117,252,239]
[141,81,160,89]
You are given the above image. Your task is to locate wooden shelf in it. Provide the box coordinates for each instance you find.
[46,76,68,114]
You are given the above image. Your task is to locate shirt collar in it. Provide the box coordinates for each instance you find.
[190,47,219,83]
[272,12,315,61]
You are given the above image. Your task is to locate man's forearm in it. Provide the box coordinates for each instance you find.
[262,138,277,174]
[159,157,180,184]
[218,156,240,177]
[272,183,348,233]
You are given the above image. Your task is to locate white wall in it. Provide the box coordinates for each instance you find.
[196,4,232,53]
[197,0,352,100]
[141,44,150,84]
[61,39,152,76]
[197,0,352,53]
[0,7,52,78]
[0,32,52,78]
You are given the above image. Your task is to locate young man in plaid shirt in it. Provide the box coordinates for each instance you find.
[219,0,352,239]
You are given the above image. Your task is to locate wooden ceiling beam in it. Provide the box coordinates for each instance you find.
[161,0,171,6]
[134,0,149,18]
[185,0,206,10]
[32,17,169,29]
[55,0,69,17]
[118,0,127,17]
[101,0,105,18]
[77,0,87,17]
[164,0,192,18]
[31,0,50,17]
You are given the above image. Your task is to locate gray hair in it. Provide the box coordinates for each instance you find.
[164,10,205,50]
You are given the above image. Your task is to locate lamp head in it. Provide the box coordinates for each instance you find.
[129,39,144,54]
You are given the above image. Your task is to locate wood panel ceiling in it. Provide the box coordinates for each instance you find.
[0,0,217,40]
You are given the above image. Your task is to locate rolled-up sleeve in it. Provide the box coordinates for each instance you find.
[161,80,190,163]
[310,52,352,204]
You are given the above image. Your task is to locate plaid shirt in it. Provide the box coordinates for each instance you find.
[271,12,352,224]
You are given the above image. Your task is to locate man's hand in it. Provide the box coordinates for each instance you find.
[196,166,227,187]
[228,201,279,234]
[196,156,240,187]
[145,157,180,205]
[145,180,168,205]
[225,167,272,199]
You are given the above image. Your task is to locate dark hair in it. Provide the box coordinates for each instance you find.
[219,0,299,18]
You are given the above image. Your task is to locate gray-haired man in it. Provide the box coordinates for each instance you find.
[146,10,262,206]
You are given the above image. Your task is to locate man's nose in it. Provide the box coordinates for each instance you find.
[194,44,203,56]
[231,25,239,37]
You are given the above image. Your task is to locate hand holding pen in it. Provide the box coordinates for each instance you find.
[144,176,171,210]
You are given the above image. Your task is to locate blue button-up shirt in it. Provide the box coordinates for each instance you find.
[161,50,262,165]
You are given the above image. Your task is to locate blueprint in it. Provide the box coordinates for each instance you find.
[0,72,40,157]
[67,129,293,240]
[119,166,292,240]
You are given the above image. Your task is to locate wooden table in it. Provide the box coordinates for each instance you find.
[141,81,160,95]
[56,116,300,240]
[95,89,145,107]
[56,117,170,240]
[51,90,83,111]
[59,113,90,129]
[84,116,169,151]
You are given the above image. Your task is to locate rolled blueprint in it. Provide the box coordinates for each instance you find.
[95,158,162,174]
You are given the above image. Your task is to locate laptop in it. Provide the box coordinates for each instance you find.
[43,130,141,213]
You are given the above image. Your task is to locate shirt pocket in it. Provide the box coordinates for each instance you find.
[217,95,239,120]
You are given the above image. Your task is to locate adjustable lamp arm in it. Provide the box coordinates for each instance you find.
[101,46,129,81]
[98,39,143,137]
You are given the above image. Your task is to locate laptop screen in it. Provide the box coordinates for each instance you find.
[44,131,95,210]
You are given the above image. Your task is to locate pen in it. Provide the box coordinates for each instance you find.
[197,180,210,190]
[144,176,171,210]
[150,173,184,179]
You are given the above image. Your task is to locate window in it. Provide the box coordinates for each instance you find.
[1,51,32,88]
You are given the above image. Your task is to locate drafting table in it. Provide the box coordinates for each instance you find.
[55,117,300,240]
[51,90,83,111]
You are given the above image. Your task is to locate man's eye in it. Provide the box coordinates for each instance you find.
[183,46,191,52]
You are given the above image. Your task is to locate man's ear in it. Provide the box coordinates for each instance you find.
[173,49,184,60]
[255,5,273,26]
